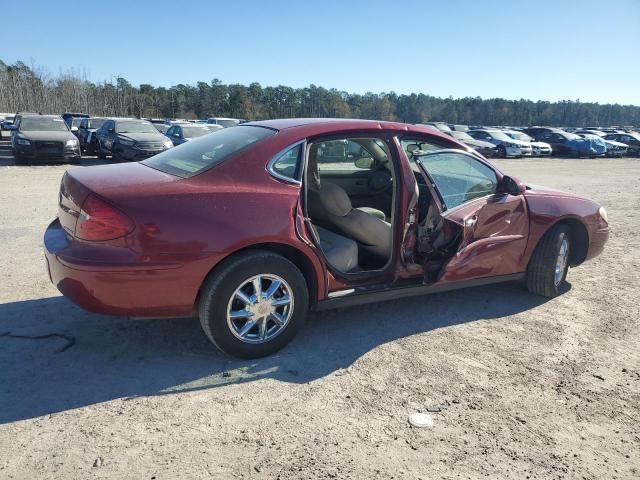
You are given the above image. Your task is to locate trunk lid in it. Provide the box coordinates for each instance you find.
[58,163,177,237]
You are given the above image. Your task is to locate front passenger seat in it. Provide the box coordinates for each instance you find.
[315,182,391,261]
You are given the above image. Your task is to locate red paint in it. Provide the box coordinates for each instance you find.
[44,119,609,317]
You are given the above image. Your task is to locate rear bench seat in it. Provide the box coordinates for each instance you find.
[315,226,359,273]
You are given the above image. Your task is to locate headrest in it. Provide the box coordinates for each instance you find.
[321,183,352,217]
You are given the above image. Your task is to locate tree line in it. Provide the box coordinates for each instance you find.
[1,59,638,127]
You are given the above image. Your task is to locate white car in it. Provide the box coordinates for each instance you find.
[468,129,533,157]
[206,117,241,128]
[504,130,552,156]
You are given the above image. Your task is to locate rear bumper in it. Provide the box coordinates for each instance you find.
[44,219,197,317]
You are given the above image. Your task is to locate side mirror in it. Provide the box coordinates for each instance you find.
[71,126,78,132]
[500,175,524,196]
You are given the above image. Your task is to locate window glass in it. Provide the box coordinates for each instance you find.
[116,120,158,134]
[416,151,497,210]
[271,143,302,180]
[315,138,388,173]
[143,125,275,178]
[20,117,68,132]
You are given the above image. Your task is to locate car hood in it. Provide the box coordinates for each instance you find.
[19,131,76,142]
[463,139,495,148]
[117,132,167,142]
[523,183,591,202]
[530,141,551,148]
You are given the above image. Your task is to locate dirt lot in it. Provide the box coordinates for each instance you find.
[0,150,639,479]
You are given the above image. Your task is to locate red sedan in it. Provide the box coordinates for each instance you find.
[44,119,609,358]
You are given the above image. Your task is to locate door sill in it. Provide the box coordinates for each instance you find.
[314,273,526,311]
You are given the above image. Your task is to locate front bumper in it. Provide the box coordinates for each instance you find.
[15,142,81,162]
[113,143,167,161]
[44,218,197,317]
[531,147,552,156]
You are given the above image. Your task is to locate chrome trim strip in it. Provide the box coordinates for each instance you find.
[266,139,305,186]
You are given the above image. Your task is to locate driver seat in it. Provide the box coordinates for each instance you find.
[309,182,391,261]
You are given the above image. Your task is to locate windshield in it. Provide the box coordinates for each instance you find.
[506,131,532,142]
[483,131,513,142]
[88,118,107,129]
[452,131,473,141]
[71,118,83,127]
[20,117,69,132]
[143,125,275,177]
[116,120,159,134]
[182,126,210,138]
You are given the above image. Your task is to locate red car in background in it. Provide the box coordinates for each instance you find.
[44,119,609,358]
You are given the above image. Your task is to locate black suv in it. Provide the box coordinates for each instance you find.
[11,114,81,165]
[95,118,173,161]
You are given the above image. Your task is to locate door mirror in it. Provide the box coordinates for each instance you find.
[500,175,523,196]
[71,126,78,132]
[108,128,114,133]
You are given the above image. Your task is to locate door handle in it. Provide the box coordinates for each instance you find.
[464,216,477,227]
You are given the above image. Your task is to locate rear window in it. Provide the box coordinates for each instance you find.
[142,125,275,177]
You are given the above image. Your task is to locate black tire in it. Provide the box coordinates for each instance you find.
[526,223,571,298]
[13,151,27,166]
[496,145,507,158]
[85,142,94,156]
[198,250,309,359]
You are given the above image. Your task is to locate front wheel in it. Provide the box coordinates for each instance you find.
[496,145,507,158]
[526,223,571,298]
[198,251,309,359]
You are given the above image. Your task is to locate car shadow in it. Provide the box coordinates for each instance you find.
[0,281,564,424]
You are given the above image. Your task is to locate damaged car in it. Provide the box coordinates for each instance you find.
[44,119,609,358]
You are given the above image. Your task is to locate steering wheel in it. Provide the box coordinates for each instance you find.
[368,168,393,193]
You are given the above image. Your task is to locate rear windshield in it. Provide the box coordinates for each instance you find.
[88,118,107,129]
[142,125,275,177]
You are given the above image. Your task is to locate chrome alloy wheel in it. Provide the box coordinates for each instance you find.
[554,238,569,286]
[226,274,294,344]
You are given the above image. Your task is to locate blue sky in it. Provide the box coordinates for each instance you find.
[7,0,640,105]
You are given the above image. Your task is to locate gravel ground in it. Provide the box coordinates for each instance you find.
[0,151,639,479]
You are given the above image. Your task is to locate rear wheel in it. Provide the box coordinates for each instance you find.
[496,145,507,158]
[198,251,309,359]
[526,223,571,298]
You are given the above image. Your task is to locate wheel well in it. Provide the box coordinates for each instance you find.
[193,243,319,316]
[559,218,589,266]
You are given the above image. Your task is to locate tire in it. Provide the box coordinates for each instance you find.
[198,250,309,359]
[96,142,107,160]
[496,145,507,158]
[85,142,94,156]
[111,150,122,162]
[526,223,571,298]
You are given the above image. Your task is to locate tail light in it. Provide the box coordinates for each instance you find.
[75,194,134,241]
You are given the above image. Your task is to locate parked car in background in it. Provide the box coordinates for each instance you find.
[165,123,213,146]
[503,130,552,156]
[420,122,453,133]
[95,118,173,161]
[206,117,241,128]
[1,115,15,130]
[448,130,497,157]
[448,124,469,132]
[77,117,109,155]
[605,132,640,155]
[153,123,171,134]
[530,130,606,157]
[69,117,84,137]
[468,128,532,157]
[578,133,628,157]
[44,118,609,358]
[61,112,89,128]
[11,114,81,165]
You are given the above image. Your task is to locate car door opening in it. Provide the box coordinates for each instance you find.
[304,137,396,273]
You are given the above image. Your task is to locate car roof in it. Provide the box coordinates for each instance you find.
[244,118,450,138]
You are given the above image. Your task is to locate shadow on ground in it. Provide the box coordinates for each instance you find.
[0,281,558,424]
